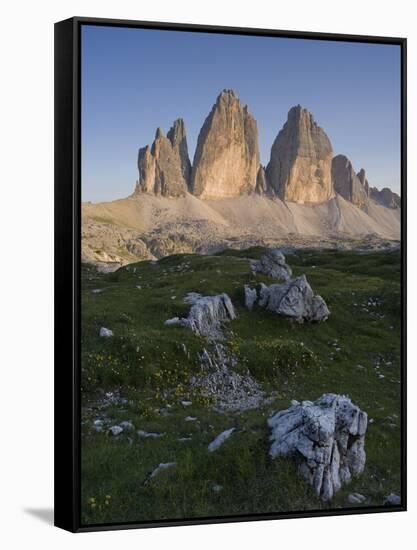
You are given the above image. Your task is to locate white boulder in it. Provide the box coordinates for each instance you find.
[208,428,235,452]
[268,394,368,501]
[99,327,114,337]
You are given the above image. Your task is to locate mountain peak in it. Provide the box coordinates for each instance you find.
[265,105,333,203]
[190,90,260,199]
[136,120,191,197]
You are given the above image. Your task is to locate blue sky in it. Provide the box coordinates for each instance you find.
[81,25,401,202]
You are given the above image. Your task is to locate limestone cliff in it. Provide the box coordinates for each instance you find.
[191,90,260,199]
[332,155,369,209]
[265,106,334,204]
[135,119,191,197]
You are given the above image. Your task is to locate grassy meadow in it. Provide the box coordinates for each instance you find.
[80,247,402,525]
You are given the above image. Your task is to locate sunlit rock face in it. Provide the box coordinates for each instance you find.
[191,89,260,199]
[266,105,334,204]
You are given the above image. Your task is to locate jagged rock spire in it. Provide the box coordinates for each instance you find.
[266,105,334,203]
[332,155,369,209]
[190,89,260,199]
[136,118,191,197]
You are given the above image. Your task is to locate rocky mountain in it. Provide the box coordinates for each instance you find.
[190,90,260,199]
[332,154,369,209]
[265,105,334,204]
[82,89,401,267]
[135,119,191,197]
[370,186,401,209]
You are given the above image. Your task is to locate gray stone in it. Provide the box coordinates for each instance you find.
[167,292,236,340]
[244,285,257,310]
[266,105,334,203]
[145,462,177,484]
[347,492,366,504]
[119,421,134,431]
[268,394,368,501]
[251,248,292,281]
[99,327,114,338]
[383,493,401,506]
[258,275,330,322]
[208,428,235,452]
[108,425,123,436]
[137,429,165,439]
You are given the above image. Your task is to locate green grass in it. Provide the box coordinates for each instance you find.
[80,247,401,525]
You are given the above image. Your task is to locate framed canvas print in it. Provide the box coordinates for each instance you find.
[54,16,407,532]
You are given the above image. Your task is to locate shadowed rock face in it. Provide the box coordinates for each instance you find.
[357,168,370,197]
[266,105,334,204]
[370,186,401,209]
[191,90,260,199]
[136,119,191,197]
[256,165,267,194]
[332,155,369,209]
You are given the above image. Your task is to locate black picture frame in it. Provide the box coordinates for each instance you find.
[54,16,407,533]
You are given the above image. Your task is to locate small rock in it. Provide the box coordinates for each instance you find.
[178,437,192,442]
[258,275,330,323]
[137,430,164,439]
[136,285,142,290]
[99,327,114,338]
[383,493,401,506]
[144,462,177,484]
[181,400,193,407]
[91,289,104,294]
[212,484,223,493]
[119,421,134,431]
[164,317,180,326]
[108,425,123,436]
[208,428,235,452]
[185,416,197,422]
[250,249,292,281]
[347,492,366,504]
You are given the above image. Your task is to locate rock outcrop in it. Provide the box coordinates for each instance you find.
[191,90,260,198]
[370,186,401,209]
[258,276,330,322]
[244,285,257,311]
[332,155,369,208]
[268,394,368,501]
[165,292,236,340]
[265,106,334,204]
[136,119,191,197]
[250,249,292,282]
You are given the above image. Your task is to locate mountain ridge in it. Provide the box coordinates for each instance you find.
[82,89,400,268]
